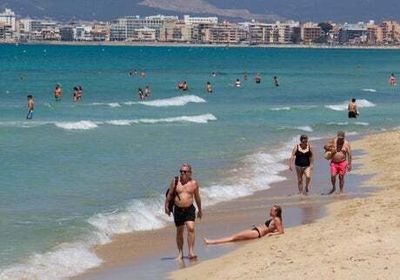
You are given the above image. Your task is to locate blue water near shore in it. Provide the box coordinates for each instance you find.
[0,44,399,279]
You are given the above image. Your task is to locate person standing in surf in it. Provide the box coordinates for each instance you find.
[54,85,62,101]
[26,95,34,119]
[389,73,397,86]
[289,135,314,194]
[326,131,352,194]
[348,98,359,118]
[165,163,202,260]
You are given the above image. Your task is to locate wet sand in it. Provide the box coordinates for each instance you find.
[74,136,371,280]
[170,131,400,280]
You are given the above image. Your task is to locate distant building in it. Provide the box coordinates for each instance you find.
[0,8,16,31]
[132,27,156,41]
[160,20,191,42]
[60,26,74,41]
[249,21,299,45]
[110,15,178,41]
[0,22,14,40]
[301,22,321,44]
[202,22,247,44]
[183,15,218,25]
[366,21,383,44]
[381,20,400,44]
[91,23,110,41]
[339,23,368,45]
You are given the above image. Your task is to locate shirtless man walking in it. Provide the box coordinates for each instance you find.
[327,131,352,194]
[165,163,202,260]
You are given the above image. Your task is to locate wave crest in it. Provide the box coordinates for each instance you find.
[325,99,376,111]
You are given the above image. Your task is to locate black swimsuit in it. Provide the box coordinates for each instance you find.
[252,219,272,238]
[295,145,312,167]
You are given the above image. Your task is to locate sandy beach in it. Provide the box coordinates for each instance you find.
[75,137,370,280]
[170,130,400,280]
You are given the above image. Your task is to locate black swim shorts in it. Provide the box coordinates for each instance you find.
[348,111,357,118]
[173,204,196,227]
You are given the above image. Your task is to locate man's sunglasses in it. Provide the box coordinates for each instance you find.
[180,170,190,174]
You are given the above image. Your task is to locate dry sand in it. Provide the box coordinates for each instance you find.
[170,131,400,280]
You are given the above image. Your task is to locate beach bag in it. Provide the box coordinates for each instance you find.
[323,151,333,160]
[166,176,179,212]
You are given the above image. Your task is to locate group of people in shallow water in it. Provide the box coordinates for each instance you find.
[53,84,83,102]
[165,130,352,259]
[25,84,83,119]
[138,86,151,100]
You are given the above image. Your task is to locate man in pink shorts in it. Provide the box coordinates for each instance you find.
[327,131,352,194]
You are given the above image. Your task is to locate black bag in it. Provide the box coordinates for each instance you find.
[166,176,179,212]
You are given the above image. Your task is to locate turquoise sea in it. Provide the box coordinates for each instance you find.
[0,44,399,279]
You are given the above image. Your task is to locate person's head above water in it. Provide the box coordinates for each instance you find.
[352,98,356,102]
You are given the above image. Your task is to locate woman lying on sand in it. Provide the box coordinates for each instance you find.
[204,205,284,245]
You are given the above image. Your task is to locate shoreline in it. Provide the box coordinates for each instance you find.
[2,41,400,50]
[170,130,400,280]
[74,135,371,280]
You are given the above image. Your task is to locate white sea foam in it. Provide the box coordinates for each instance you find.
[136,95,206,107]
[91,102,121,108]
[362,88,377,92]
[354,121,370,126]
[327,121,349,126]
[325,99,376,111]
[327,121,369,126]
[270,106,291,111]
[0,114,216,131]
[295,126,313,132]
[0,243,102,280]
[104,114,217,126]
[105,120,134,126]
[54,121,99,130]
[137,114,216,124]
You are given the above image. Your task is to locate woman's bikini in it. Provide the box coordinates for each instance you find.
[252,218,277,238]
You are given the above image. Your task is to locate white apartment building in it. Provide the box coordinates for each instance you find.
[249,21,299,44]
[0,8,16,31]
[183,15,218,25]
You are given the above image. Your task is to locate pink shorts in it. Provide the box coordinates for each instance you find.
[330,160,348,176]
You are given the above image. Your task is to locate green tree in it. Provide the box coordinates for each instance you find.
[318,22,333,34]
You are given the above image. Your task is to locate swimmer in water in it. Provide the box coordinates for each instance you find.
[255,73,261,84]
[54,84,62,101]
[144,85,151,98]
[244,72,248,80]
[273,76,280,87]
[389,73,397,86]
[206,82,213,93]
[235,79,241,88]
[73,87,79,102]
[138,88,144,100]
[177,81,188,91]
[26,95,34,119]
